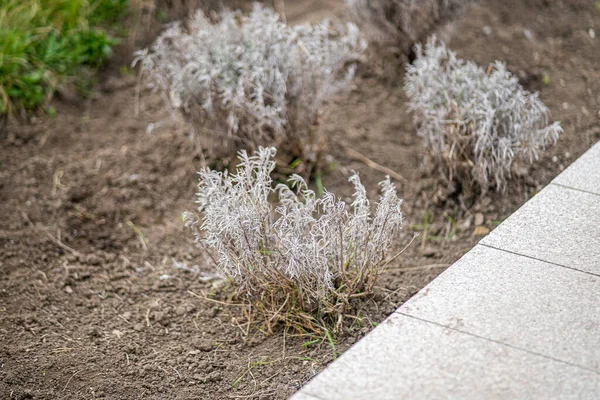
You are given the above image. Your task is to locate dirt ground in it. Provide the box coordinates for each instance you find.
[1,0,599,399]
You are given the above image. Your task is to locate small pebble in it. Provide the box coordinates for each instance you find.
[192,339,213,352]
[473,226,490,236]
[474,213,485,226]
[458,218,472,232]
[422,247,438,258]
[86,254,100,265]
[590,29,596,39]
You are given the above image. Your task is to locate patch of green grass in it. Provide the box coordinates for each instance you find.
[490,217,506,226]
[0,0,128,116]
[411,210,435,249]
[542,71,550,86]
[324,328,337,359]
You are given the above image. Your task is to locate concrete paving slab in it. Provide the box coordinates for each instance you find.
[292,144,600,400]
[401,245,600,372]
[553,141,600,195]
[292,314,600,400]
[480,184,600,275]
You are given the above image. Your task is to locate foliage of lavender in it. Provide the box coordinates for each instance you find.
[405,38,562,191]
[346,0,472,51]
[134,4,365,162]
[184,147,403,330]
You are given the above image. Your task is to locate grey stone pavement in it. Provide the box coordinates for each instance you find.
[291,141,600,400]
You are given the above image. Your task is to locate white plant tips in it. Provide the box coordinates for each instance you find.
[405,37,562,192]
[184,147,403,333]
[134,4,365,164]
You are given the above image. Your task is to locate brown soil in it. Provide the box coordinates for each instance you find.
[1,0,599,399]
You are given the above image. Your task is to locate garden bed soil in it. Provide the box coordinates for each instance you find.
[1,0,599,399]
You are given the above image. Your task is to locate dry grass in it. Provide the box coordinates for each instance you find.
[134,4,365,175]
[184,147,404,335]
[405,37,562,195]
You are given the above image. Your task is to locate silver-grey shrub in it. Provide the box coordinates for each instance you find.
[405,38,562,193]
[346,0,472,52]
[134,4,365,167]
[184,147,403,333]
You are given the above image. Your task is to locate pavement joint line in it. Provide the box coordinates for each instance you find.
[479,243,600,279]
[550,182,600,197]
[301,390,328,400]
[394,312,600,376]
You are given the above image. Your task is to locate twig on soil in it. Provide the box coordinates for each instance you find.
[144,261,155,272]
[63,370,82,392]
[157,365,170,375]
[32,282,43,301]
[120,255,132,267]
[232,318,251,337]
[52,169,64,197]
[21,210,84,258]
[282,327,287,360]
[228,388,278,399]
[260,371,281,386]
[126,220,148,250]
[192,312,201,330]
[46,231,81,255]
[232,358,280,389]
[187,290,247,307]
[382,233,419,269]
[344,146,407,184]
[386,263,449,272]
[274,0,286,22]
[192,128,207,168]
[52,347,77,354]
[118,314,132,325]
[38,121,56,148]
[134,68,142,117]
[376,285,410,305]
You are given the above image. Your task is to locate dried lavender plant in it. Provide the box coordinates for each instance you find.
[346,0,473,52]
[405,37,562,193]
[184,147,403,334]
[134,4,365,170]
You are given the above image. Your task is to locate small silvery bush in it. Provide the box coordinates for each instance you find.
[346,0,472,52]
[134,4,365,170]
[184,147,403,333]
[405,37,562,193]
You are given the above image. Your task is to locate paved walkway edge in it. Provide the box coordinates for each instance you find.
[291,141,600,400]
